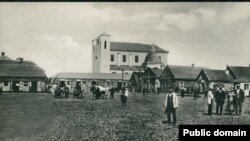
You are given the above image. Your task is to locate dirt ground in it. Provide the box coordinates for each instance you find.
[0,92,249,141]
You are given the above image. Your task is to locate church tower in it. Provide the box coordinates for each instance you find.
[92,32,111,73]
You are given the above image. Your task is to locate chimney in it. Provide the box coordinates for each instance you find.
[16,57,24,62]
[1,52,5,56]
[192,64,195,67]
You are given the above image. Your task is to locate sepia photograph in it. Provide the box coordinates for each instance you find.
[0,2,250,141]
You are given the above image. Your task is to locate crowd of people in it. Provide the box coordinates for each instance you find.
[204,85,246,116]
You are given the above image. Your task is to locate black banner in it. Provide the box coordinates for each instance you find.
[179,125,250,141]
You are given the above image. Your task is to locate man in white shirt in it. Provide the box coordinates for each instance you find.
[164,87,178,126]
[204,87,214,115]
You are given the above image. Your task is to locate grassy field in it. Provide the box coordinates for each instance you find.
[0,92,249,141]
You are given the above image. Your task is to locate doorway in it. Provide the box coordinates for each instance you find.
[12,81,19,92]
[117,82,122,91]
[31,81,37,92]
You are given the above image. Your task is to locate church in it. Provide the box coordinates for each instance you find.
[51,32,169,92]
[92,32,169,74]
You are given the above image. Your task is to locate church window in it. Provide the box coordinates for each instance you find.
[104,41,107,49]
[159,56,161,61]
[123,55,126,62]
[135,55,139,63]
[111,54,114,62]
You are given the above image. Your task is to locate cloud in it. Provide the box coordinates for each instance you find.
[42,34,80,49]
[220,4,250,25]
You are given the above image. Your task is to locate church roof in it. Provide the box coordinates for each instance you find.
[110,42,168,53]
[144,46,163,64]
[99,32,111,36]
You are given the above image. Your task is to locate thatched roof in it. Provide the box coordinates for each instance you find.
[50,72,132,81]
[161,65,207,80]
[199,69,234,82]
[227,66,250,79]
[233,76,250,83]
[0,54,45,78]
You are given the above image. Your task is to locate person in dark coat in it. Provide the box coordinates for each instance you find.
[110,86,115,99]
[181,89,185,97]
[194,88,199,100]
[0,86,2,95]
[234,85,245,116]
[215,86,226,115]
[120,87,125,106]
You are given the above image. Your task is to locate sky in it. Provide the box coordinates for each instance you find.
[0,2,250,77]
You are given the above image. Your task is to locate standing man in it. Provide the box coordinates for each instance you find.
[234,85,245,116]
[110,86,115,99]
[194,88,199,100]
[0,85,2,95]
[164,87,178,126]
[204,87,214,115]
[215,85,226,115]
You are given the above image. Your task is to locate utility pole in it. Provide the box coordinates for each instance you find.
[122,68,124,87]
[63,45,66,72]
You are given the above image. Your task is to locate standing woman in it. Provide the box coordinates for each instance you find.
[227,87,236,115]
[123,87,129,106]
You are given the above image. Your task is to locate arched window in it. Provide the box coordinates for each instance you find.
[159,56,161,61]
[123,55,126,62]
[104,41,107,49]
[110,54,114,62]
[135,55,139,63]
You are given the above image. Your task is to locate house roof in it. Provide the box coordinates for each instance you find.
[50,72,132,81]
[227,66,250,78]
[233,76,250,83]
[0,59,46,78]
[150,68,164,77]
[201,69,233,82]
[110,42,169,53]
[110,65,142,72]
[130,71,141,81]
[161,65,207,80]
[0,52,13,61]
